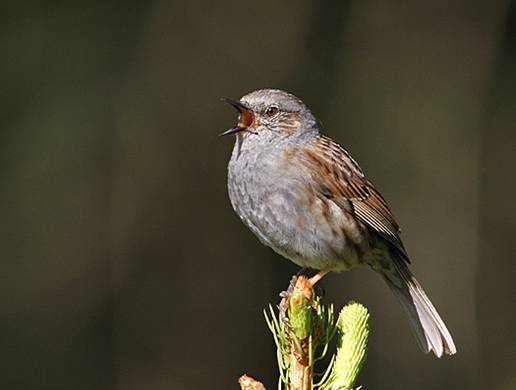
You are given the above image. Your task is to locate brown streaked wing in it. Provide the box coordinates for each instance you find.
[298,135,408,260]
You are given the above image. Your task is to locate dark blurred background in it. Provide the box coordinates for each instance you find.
[2,1,516,389]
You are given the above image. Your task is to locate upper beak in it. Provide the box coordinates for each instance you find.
[222,97,249,112]
[220,97,255,136]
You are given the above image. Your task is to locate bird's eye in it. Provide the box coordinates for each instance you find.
[265,105,279,117]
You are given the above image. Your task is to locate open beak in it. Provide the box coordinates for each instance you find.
[220,98,255,136]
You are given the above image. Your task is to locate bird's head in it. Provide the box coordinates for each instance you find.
[221,89,318,142]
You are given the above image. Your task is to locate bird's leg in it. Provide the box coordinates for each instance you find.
[308,269,330,286]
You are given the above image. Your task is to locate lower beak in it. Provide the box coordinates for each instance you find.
[220,97,254,136]
[220,126,244,136]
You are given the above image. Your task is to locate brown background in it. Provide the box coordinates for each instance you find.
[2,1,515,389]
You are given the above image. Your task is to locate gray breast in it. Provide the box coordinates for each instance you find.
[227,140,363,272]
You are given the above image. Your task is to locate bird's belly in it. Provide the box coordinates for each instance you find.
[228,171,365,272]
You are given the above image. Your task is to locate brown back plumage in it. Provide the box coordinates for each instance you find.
[296,134,456,357]
[299,135,408,259]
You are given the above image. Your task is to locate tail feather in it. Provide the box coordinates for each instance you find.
[383,258,457,357]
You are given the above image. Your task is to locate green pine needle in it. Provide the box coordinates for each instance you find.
[323,301,369,390]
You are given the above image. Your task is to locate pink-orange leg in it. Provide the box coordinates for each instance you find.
[308,269,330,286]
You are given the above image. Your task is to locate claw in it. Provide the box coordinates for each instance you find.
[296,267,310,277]
[279,294,290,326]
[314,284,325,298]
[279,274,300,326]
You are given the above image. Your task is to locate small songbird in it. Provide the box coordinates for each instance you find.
[221,89,456,357]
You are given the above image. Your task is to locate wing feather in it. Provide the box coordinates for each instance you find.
[297,135,408,260]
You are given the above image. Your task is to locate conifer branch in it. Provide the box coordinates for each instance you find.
[240,275,369,390]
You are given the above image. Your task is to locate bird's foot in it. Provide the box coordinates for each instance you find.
[279,274,299,325]
[296,267,311,277]
[279,270,329,326]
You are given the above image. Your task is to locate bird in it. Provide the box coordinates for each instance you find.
[221,88,456,357]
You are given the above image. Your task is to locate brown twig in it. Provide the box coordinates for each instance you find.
[238,374,267,390]
[286,276,315,390]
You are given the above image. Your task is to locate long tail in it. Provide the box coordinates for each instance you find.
[381,256,457,357]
